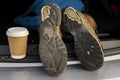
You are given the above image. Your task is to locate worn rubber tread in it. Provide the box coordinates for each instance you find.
[62,7,104,71]
[39,3,67,76]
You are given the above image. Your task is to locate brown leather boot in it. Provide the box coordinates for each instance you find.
[62,7,104,71]
[81,13,97,33]
[78,12,103,49]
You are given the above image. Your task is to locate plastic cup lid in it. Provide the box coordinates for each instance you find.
[6,27,29,37]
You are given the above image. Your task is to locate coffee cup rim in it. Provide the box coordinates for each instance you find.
[6,27,29,37]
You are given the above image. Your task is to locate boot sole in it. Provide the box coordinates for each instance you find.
[39,4,67,76]
[63,7,104,71]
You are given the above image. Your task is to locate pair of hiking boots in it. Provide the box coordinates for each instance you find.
[39,3,104,76]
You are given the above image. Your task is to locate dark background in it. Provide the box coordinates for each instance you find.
[83,0,120,34]
[0,0,120,45]
[0,0,38,45]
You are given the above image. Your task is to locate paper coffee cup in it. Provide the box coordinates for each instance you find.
[6,27,29,59]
